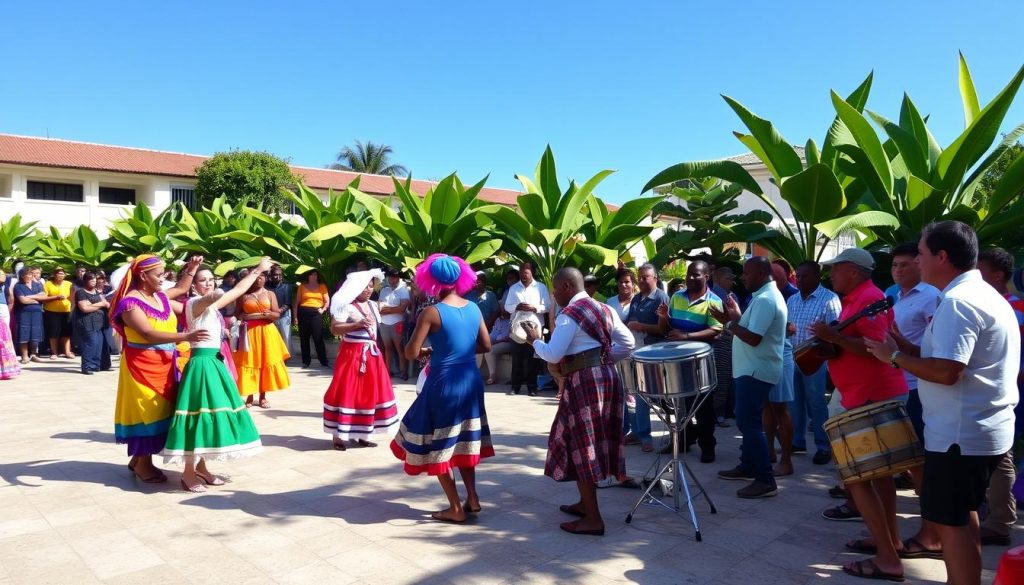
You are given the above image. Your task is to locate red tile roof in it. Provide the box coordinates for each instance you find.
[0,133,522,206]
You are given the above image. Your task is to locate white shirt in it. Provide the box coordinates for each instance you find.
[532,292,635,363]
[186,297,224,350]
[503,280,550,315]
[378,282,410,326]
[893,281,942,390]
[919,270,1020,456]
[335,301,381,343]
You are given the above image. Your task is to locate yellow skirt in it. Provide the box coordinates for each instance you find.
[233,321,291,396]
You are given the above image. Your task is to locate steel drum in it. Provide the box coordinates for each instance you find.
[631,341,716,398]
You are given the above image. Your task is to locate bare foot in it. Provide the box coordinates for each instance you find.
[773,462,794,477]
[560,518,605,535]
[431,508,466,524]
[464,498,481,513]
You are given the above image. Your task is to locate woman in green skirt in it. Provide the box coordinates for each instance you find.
[163,257,272,492]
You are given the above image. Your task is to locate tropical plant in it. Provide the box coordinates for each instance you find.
[194,150,296,212]
[330,140,408,176]
[0,213,41,266]
[644,55,1024,265]
[107,202,184,261]
[32,225,127,269]
[167,196,265,273]
[233,181,367,287]
[481,146,663,288]
[350,173,502,272]
[648,178,773,267]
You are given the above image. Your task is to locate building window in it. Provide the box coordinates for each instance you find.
[98,186,136,205]
[171,186,196,210]
[26,180,84,202]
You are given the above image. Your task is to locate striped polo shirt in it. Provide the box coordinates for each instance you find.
[668,288,723,333]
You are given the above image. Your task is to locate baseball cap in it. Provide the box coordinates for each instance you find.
[821,248,875,270]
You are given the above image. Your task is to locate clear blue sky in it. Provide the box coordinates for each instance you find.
[2,1,1022,203]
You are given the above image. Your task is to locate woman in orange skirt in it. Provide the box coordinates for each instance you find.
[233,270,290,408]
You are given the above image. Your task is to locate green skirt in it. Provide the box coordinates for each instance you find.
[163,348,262,463]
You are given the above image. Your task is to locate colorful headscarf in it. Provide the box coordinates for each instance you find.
[108,254,165,328]
[413,254,476,297]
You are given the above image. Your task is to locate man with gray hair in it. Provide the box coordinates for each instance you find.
[622,262,671,452]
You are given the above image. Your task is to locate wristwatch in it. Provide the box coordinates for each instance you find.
[889,350,902,369]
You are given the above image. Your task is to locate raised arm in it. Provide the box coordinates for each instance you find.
[165,255,204,301]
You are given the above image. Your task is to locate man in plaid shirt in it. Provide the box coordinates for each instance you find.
[786,261,841,465]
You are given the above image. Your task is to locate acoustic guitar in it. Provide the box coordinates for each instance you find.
[793,297,894,376]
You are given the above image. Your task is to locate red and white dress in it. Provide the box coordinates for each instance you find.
[323,301,399,440]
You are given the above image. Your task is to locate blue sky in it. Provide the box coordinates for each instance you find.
[2,1,1023,203]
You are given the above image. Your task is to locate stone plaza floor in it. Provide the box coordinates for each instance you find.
[0,354,1015,584]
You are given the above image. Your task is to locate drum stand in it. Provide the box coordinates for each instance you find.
[625,392,717,541]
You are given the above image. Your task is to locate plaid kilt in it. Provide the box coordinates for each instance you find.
[544,362,625,483]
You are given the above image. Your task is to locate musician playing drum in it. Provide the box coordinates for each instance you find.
[810,248,909,582]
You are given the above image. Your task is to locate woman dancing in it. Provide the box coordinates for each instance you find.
[391,254,494,524]
[323,268,399,450]
[163,259,270,491]
[110,254,206,483]
[233,270,291,408]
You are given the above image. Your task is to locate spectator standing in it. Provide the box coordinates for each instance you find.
[43,267,74,359]
[74,272,112,375]
[265,264,294,355]
[623,263,670,452]
[379,268,412,380]
[293,270,329,368]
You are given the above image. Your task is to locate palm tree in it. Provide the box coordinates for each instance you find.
[330,140,408,176]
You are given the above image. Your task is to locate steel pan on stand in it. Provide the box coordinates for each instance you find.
[623,341,718,541]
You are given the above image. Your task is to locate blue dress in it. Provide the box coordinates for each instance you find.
[391,302,494,475]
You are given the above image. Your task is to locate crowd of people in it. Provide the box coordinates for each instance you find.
[2,219,1021,584]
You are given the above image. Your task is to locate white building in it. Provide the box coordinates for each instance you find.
[0,133,522,238]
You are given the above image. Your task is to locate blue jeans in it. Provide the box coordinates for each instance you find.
[734,375,775,485]
[623,396,653,445]
[789,364,830,452]
[906,388,925,447]
[275,310,292,354]
[80,328,111,373]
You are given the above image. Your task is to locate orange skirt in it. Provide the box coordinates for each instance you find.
[233,321,290,395]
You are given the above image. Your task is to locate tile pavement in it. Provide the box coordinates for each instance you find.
[0,355,1016,584]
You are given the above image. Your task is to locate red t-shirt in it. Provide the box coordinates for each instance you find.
[829,279,908,409]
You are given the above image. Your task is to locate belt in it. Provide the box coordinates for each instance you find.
[560,347,605,376]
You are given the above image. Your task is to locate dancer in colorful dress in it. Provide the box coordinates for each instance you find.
[523,267,635,536]
[233,271,291,408]
[163,259,270,492]
[0,267,20,379]
[324,268,399,450]
[110,254,206,484]
[391,254,494,523]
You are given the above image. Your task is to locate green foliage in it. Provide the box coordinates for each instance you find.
[194,150,296,212]
[645,55,1024,265]
[351,174,501,273]
[650,178,773,267]
[0,214,41,266]
[331,140,408,176]
[107,202,183,262]
[33,225,126,269]
[482,146,663,288]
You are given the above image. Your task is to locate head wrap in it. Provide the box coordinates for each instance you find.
[108,254,165,327]
[330,269,384,319]
[414,254,476,297]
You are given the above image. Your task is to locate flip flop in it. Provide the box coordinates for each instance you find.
[558,504,585,518]
[845,539,878,554]
[430,511,465,524]
[465,505,482,514]
[132,468,167,484]
[195,472,225,486]
[898,537,942,559]
[842,559,904,582]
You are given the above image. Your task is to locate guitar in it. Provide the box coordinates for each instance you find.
[793,297,894,376]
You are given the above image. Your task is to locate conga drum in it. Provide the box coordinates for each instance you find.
[823,400,924,484]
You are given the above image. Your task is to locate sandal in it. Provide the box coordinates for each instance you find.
[132,468,167,484]
[898,537,942,559]
[842,559,904,582]
[258,399,270,409]
[822,503,862,522]
[333,440,347,451]
[845,539,878,554]
[559,520,604,536]
[180,479,207,493]
[356,439,377,448]
[195,471,225,486]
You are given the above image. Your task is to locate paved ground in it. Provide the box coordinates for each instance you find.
[0,354,1016,584]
